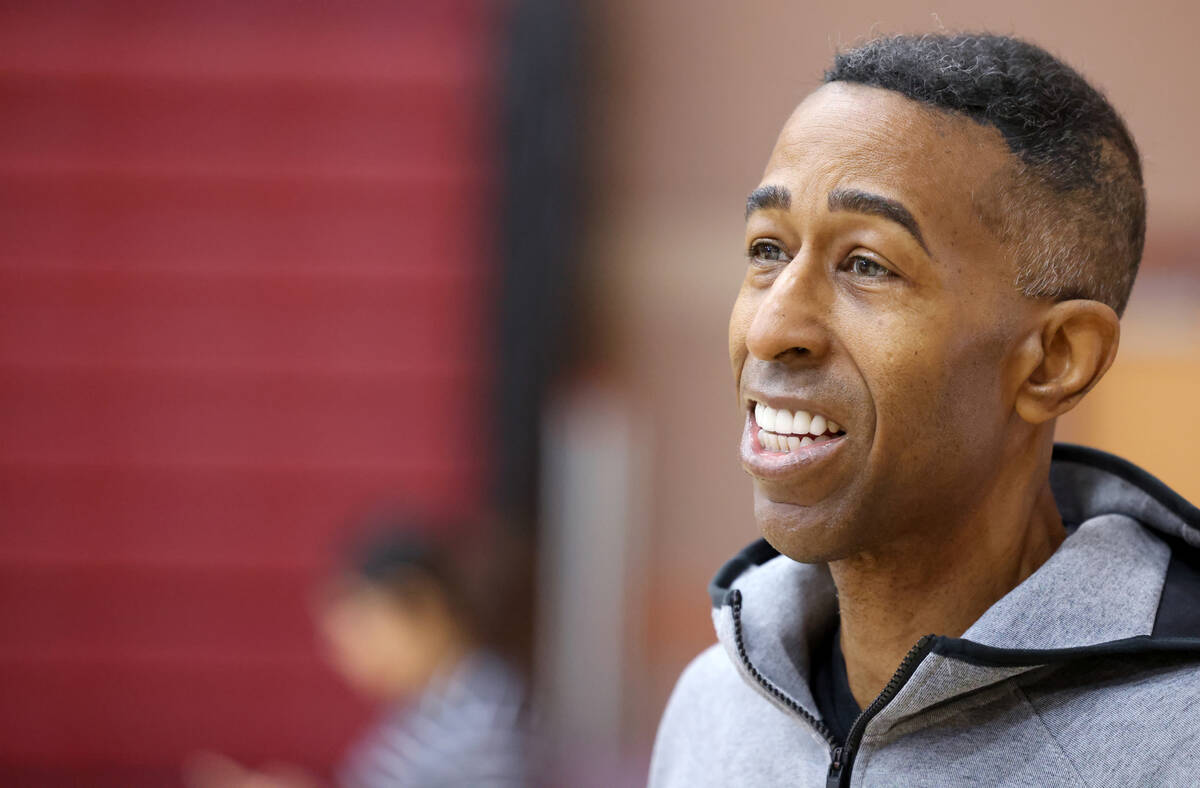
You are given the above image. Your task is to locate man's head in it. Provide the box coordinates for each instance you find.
[316,522,471,699]
[729,34,1139,563]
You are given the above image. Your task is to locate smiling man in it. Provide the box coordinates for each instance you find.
[650,34,1200,787]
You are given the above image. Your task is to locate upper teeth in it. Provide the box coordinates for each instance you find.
[754,402,842,437]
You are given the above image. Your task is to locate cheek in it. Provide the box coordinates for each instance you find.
[937,337,1011,442]
[869,319,1010,452]
[319,613,377,684]
[729,287,756,376]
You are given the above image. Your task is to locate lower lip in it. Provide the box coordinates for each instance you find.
[739,412,847,479]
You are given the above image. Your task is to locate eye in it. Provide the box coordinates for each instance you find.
[748,240,791,264]
[845,255,893,278]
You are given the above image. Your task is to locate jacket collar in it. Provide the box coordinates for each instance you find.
[708,444,1200,724]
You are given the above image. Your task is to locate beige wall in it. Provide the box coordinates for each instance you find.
[578,0,1200,761]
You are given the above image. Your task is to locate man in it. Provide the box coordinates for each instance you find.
[322,524,530,788]
[188,517,530,788]
[650,33,1200,787]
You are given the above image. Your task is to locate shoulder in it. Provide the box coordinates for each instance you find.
[649,645,829,788]
[1022,653,1200,784]
[648,645,749,788]
[341,653,530,788]
[653,644,750,737]
[664,644,738,703]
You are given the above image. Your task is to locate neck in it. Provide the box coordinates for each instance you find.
[830,441,1065,709]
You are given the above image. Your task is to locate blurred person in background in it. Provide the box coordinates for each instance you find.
[650,33,1200,787]
[188,513,530,788]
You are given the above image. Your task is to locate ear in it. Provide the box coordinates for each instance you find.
[1014,300,1120,425]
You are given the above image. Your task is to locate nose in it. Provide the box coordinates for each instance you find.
[744,254,831,363]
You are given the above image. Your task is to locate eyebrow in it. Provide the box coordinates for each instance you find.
[745,184,791,219]
[827,187,928,253]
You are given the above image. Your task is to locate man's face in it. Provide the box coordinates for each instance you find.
[730,83,1043,562]
[316,580,438,699]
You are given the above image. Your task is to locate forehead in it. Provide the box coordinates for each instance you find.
[763,83,1014,254]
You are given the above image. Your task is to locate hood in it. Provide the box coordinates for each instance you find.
[707,444,1200,743]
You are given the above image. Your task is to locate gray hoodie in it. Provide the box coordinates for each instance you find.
[650,445,1200,787]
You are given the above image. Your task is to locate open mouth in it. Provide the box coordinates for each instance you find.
[751,400,846,453]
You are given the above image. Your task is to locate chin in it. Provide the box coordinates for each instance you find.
[754,491,859,564]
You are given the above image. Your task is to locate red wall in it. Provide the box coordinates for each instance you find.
[0,2,497,783]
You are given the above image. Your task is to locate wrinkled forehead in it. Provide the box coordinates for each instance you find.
[763,83,1015,243]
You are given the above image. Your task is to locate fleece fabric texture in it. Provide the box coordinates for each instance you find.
[649,445,1200,787]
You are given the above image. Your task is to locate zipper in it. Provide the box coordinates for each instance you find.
[826,633,936,788]
[728,589,840,750]
[729,588,937,788]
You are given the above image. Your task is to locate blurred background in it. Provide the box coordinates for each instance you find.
[0,0,1197,785]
